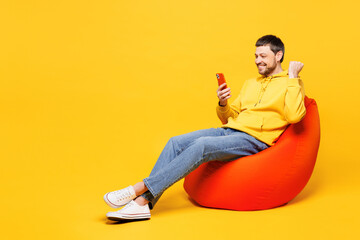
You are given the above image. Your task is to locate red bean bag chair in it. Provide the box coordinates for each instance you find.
[183,96,320,211]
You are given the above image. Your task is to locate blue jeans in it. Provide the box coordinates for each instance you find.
[141,127,270,209]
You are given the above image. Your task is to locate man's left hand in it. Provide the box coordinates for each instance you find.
[288,61,304,78]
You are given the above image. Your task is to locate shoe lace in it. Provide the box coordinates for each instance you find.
[113,188,132,202]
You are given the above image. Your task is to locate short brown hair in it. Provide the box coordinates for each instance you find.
[256,35,285,63]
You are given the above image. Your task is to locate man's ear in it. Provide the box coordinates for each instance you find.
[275,51,283,62]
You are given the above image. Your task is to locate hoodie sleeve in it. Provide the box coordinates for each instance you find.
[216,80,247,124]
[284,77,306,123]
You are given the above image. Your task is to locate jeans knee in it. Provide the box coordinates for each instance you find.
[168,136,182,154]
[169,134,188,147]
[168,136,177,146]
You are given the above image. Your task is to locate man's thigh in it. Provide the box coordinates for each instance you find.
[194,130,269,162]
[171,127,226,152]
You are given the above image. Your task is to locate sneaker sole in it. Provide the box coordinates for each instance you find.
[103,193,130,208]
[107,213,151,221]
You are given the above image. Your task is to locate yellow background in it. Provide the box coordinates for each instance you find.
[1,0,359,239]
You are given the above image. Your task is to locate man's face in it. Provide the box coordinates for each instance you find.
[255,45,277,76]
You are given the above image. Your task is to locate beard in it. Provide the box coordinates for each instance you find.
[257,61,276,76]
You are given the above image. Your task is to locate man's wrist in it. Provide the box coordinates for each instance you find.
[289,73,297,79]
[218,101,227,107]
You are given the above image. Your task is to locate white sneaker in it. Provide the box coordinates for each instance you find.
[106,200,151,221]
[104,186,136,208]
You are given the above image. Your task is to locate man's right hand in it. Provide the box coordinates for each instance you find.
[217,83,231,106]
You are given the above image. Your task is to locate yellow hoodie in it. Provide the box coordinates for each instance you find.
[216,70,306,146]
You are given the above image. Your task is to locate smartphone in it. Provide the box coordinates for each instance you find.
[216,73,227,88]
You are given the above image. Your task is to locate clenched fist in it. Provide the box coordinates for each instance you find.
[288,61,304,78]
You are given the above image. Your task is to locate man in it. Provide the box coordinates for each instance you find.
[103,35,306,222]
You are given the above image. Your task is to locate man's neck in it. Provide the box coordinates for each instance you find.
[265,65,283,77]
